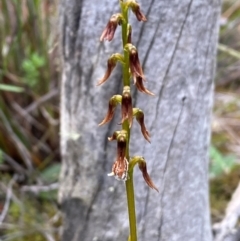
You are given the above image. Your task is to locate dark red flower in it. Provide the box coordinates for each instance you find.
[100,14,122,41]
[135,109,150,143]
[121,86,133,128]
[125,44,145,83]
[99,95,122,126]
[97,57,117,86]
[129,1,147,22]
[97,53,124,86]
[108,134,128,181]
[138,160,158,192]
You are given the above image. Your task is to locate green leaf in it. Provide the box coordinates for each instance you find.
[0,84,24,93]
[210,146,236,178]
[40,164,61,183]
[0,149,3,164]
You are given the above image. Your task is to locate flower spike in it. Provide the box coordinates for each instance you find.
[100,13,123,41]
[99,95,122,126]
[134,108,151,143]
[135,76,154,96]
[121,86,133,128]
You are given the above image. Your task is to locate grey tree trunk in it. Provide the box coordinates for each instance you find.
[58,0,221,241]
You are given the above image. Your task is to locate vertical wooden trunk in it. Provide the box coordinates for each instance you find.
[59,0,221,240]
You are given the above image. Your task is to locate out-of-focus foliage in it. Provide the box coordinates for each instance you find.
[0,0,61,240]
[210,0,240,222]
[210,146,236,178]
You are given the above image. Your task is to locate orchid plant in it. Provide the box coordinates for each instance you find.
[98,1,158,240]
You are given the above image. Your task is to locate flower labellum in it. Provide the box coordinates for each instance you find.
[108,134,128,181]
[121,86,133,128]
[125,44,145,84]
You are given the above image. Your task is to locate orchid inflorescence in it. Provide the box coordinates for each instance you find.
[98,0,157,191]
[98,1,158,239]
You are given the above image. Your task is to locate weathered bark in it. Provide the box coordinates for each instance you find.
[59,1,221,241]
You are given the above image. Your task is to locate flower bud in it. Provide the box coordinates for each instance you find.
[99,95,122,126]
[134,109,150,143]
[100,13,123,41]
[125,44,145,84]
[135,76,154,96]
[121,86,133,128]
[97,53,124,86]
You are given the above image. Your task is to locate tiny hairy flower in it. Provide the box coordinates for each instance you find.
[100,13,123,41]
[135,109,150,143]
[135,76,154,96]
[125,44,145,83]
[121,86,133,127]
[108,134,128,181]
[99,95,122,126]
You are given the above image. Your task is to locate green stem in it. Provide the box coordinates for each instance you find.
[121,2,137,241]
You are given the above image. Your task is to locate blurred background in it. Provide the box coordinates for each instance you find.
[0,0,239,240]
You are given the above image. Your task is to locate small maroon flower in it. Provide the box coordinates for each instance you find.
[129,1,147,22]
[108,134,128,181]
[121,86,133,128]
[129,156,158,191]
[97,53,124,86]
[135,109,150,143]
[135,76,154,96]
[138,160,158,192]
[125,44,145,83]
[100,13,123,41]
[99,95,122,126]
[97,57,117,86]
[132,6,147,22]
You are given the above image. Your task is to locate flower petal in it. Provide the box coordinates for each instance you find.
[138,161,158,192]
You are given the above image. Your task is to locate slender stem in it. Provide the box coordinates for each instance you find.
[121,2,137,241]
